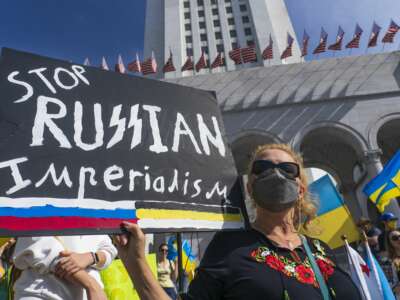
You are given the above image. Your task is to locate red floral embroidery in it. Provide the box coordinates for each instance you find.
[265,255,285,271]
[317,258,334,280]
[250,242,335,288]
[295,264,316,285]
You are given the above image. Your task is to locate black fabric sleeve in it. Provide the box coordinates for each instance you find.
[183,269,224,300]
[183,231,233,300]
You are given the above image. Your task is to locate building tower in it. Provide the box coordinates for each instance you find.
[144,0,301,79]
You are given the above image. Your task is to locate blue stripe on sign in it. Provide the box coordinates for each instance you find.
[0,205,136,219]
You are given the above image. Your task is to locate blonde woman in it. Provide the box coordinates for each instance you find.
[157,243,177,299]
[116,144,361,300]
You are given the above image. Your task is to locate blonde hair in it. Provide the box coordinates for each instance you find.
[388,229,400,260]
[247,143,317,231]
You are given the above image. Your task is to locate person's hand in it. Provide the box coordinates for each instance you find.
[113,221,146,266]
[55,251,94,278]
[114,222,172,300]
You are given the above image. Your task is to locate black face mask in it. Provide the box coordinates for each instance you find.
[251,168,299,212]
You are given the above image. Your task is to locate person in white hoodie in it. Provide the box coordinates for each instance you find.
[12,235,117,300]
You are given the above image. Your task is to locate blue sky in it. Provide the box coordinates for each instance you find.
[0,0,399,66]
[287,0,400,60]
[0,0,146,64]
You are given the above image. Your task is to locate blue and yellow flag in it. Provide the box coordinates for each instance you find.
[167,236,197,281]
[363,150,400,212]
[307,175,359,249]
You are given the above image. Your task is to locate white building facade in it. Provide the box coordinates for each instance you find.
[144,0,302,79]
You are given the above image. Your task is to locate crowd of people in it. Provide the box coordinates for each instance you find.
[357,213,400,297]
[0,143,399,299]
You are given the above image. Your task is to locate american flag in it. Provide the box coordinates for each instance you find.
[141,51,157,75]
[181,56,194,71]
[162,51,176,73]
[195,50,208,72]
[127,53,141,73]
[262,34,273,60]
[368,22,381,48]
[328,26,345,51]
[100,57,109,70]
[382,20,400,43]
[114,54,126,74]
[241,43,257,63]
[280,33,294,59]
[313,27,328,54]
[346,24,363,49]
[83,58,90,66]
[301,30,310,57]
[229,47,242,65]
[211,52,224,69]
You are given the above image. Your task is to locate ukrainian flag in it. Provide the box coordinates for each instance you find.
[363,150,400,212]
[307,175,359,249]
[167,236,197,281]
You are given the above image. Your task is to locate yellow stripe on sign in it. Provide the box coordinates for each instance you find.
[307,206,359,249]
[377,187,400,212]
[136,209,242,222]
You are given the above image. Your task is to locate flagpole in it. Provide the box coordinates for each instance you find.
[176,232,184,295]
[192,56,195,77]
[360,230,368,243]
[359,230,371,261]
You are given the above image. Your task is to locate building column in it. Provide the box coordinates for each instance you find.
[217,0,234,71]
[362,149,400,218]
[164,0,183,79]
[340,182,362,222]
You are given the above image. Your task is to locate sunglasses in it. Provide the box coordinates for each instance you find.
[391,235,400,242]
[251,160,300,179]
[160,248,168,252]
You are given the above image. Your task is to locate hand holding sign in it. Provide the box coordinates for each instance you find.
[113,222,170,300]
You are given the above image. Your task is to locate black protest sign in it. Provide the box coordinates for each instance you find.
[0,48,244,236]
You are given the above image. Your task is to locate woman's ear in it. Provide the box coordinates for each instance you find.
[298,180,305,199]
[246,175,255,197]
[246,181,252,197]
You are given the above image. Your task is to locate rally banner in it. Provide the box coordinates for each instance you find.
[0,48,244,236]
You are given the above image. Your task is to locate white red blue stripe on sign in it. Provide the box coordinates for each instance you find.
[0,205,135,218]
[0,198,137,233]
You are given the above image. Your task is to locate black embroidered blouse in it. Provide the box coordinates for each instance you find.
[183,229,361,300]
